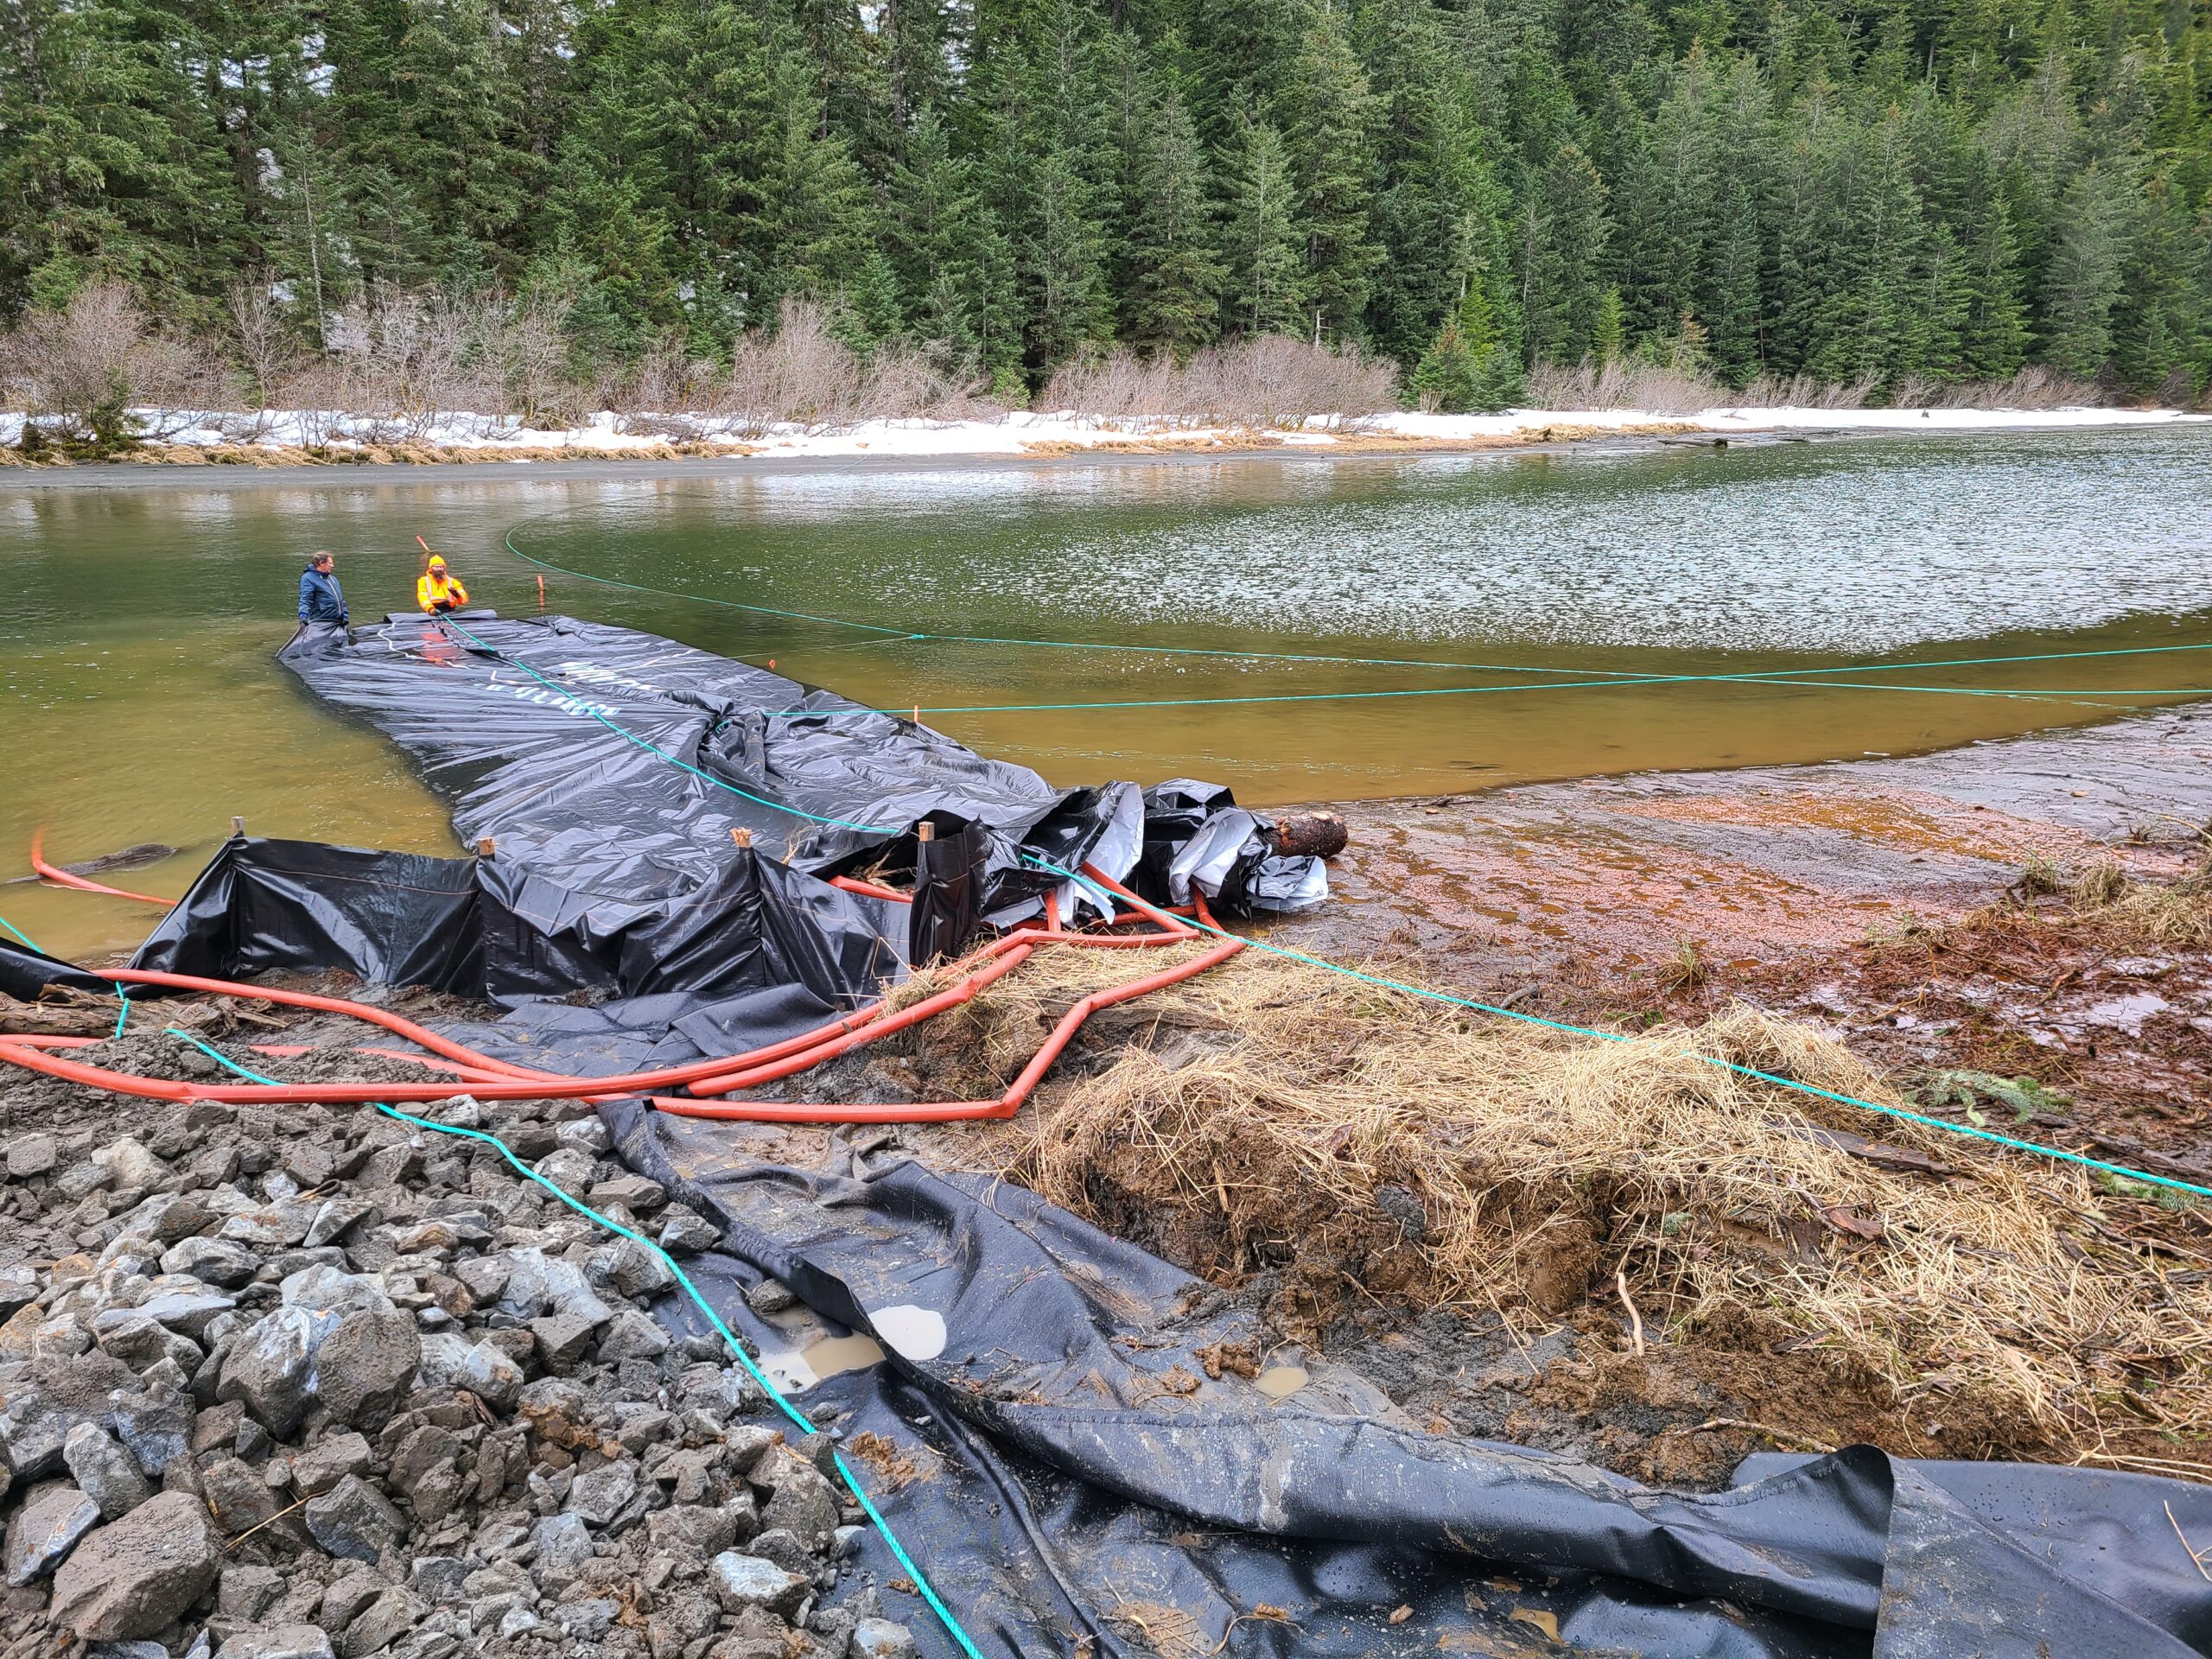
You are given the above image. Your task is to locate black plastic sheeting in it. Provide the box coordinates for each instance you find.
[0,937,111,1001]
[607,1101,2212,1659]
[280,613,1144,927]
[127,835,904,1073]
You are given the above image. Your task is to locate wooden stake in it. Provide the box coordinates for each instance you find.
[729,828,753,849]
[916,822,934,844]
[231,816,245,837]
[476,837,495,859]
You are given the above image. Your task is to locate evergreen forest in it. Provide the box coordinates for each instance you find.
[3,0,2209,407]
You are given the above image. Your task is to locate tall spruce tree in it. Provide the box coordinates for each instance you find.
[1220,118,1307,335]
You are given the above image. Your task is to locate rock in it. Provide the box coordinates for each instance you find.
[531,1147,594,1192]
[497,1605,540,1639]
[342,1586,425,1657]
[415,1333,523,1413]
[531,1511,594,1570]
[321,1573,389,1632]
[450,1257,509,1305]
[4,1483,100,1585]
[0,1264,41,1319]
[555,1598,619,1640]
[48,1489,219,1639]
[303,1473,406,1564]
[706,1553,810,1619]
[646,1587,719,1659]
[555,1118,611,1157]
[645,1504,738,1560]
[213,1627,336,1659]
[742,1529,816,1580]
[105,1371,195,1476]
[851,1618,918,1658]
[199,1457,283,1538]
[64,1422,150,1517]
[312,1307,420,1427]
[160,1237,259,1290]
[98,1315,203,1376]
[92,1138,167,1191]
[565,1459,639,1527]
[597,1311,670,1362]
[286,1430,372,1496]
[219,1274,417,1436]
[587,1237,674,1300]
[830,1525,866,1560]
[755,1452,841,1549]
[302,1199,377,1251]
[6,1132,59,1179]
[218,1563,286,1620]
[588,1174,666,1212]
[657,1211,720,1256]
[131,1288,237,1342]
[90,1642,173,1659]
[745,1279,798,1316]
[0,1351,132,1480]
[409,1556,470,1605]
[530,1313,599,1372]
[496,1249,613,1325]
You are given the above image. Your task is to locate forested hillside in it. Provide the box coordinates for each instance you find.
[2,0,2208,405]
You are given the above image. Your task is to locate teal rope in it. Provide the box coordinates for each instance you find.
[0,910,40,951]
[1015,855,2212,1202]
[160,1027,988,1659]
[764,676,2211,720]
[505,520,2212,701]
[112,986,130,1040]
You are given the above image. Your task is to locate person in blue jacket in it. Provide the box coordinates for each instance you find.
[297,550,348,628]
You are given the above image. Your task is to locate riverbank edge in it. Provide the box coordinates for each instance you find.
[4,403,2207,490]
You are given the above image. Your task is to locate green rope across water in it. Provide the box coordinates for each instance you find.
[502,520,2212,717]
[161,1026,988,1659]
[0,910,41,951]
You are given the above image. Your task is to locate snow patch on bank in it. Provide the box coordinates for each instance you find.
[2,400,2204,463]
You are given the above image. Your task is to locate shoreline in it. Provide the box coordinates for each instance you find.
[3,403,2205,491]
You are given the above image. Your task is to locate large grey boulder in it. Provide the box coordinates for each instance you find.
[48,1489,220,1639]
[218,1269,418,1434]
[303,1473,406,1564]
[213,1626,335,1659]
[706,1552,810,1620]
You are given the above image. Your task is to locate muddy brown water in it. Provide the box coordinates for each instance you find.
[6,429,2211,963]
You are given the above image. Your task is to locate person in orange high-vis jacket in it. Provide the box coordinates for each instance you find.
[416,555,469,614]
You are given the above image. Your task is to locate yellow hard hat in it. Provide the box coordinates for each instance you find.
[428,556,447,570]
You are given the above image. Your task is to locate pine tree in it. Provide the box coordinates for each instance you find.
[1122,81,1226,353]
[1522,143,1613,367]
[1280,3,1380,343]
[1219,118,1306,335]
[2041,161,2133,376]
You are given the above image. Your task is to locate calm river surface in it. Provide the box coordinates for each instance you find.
[6,427,2211,959]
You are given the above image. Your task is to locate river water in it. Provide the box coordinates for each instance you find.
[6,427,2211,960]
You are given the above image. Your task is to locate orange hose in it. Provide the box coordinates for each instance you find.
[830,874,912,903]
[653,921,1243,1124]
[29,829,176,908]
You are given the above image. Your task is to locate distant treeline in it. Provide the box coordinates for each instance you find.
[2,0,2208,410]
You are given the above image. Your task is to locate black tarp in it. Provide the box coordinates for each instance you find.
[278,613,1155,926]
[607,1101,2212,1659]
[128,835,904,1071]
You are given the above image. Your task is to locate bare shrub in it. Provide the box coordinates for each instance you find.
[1039,336,1395,430]
[0,279,228,448]
[479,289,580,429]
[1526,358,1883,414]
[709,299,864,435]
[327,285,486,439]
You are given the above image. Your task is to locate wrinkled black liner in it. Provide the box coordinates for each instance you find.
[609,1100,2212,1659]
[278,614,1131,923]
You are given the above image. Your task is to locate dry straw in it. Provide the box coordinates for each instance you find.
[918,944,2212,1464]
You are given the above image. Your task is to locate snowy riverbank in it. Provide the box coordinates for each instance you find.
[2,401,2206,469]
